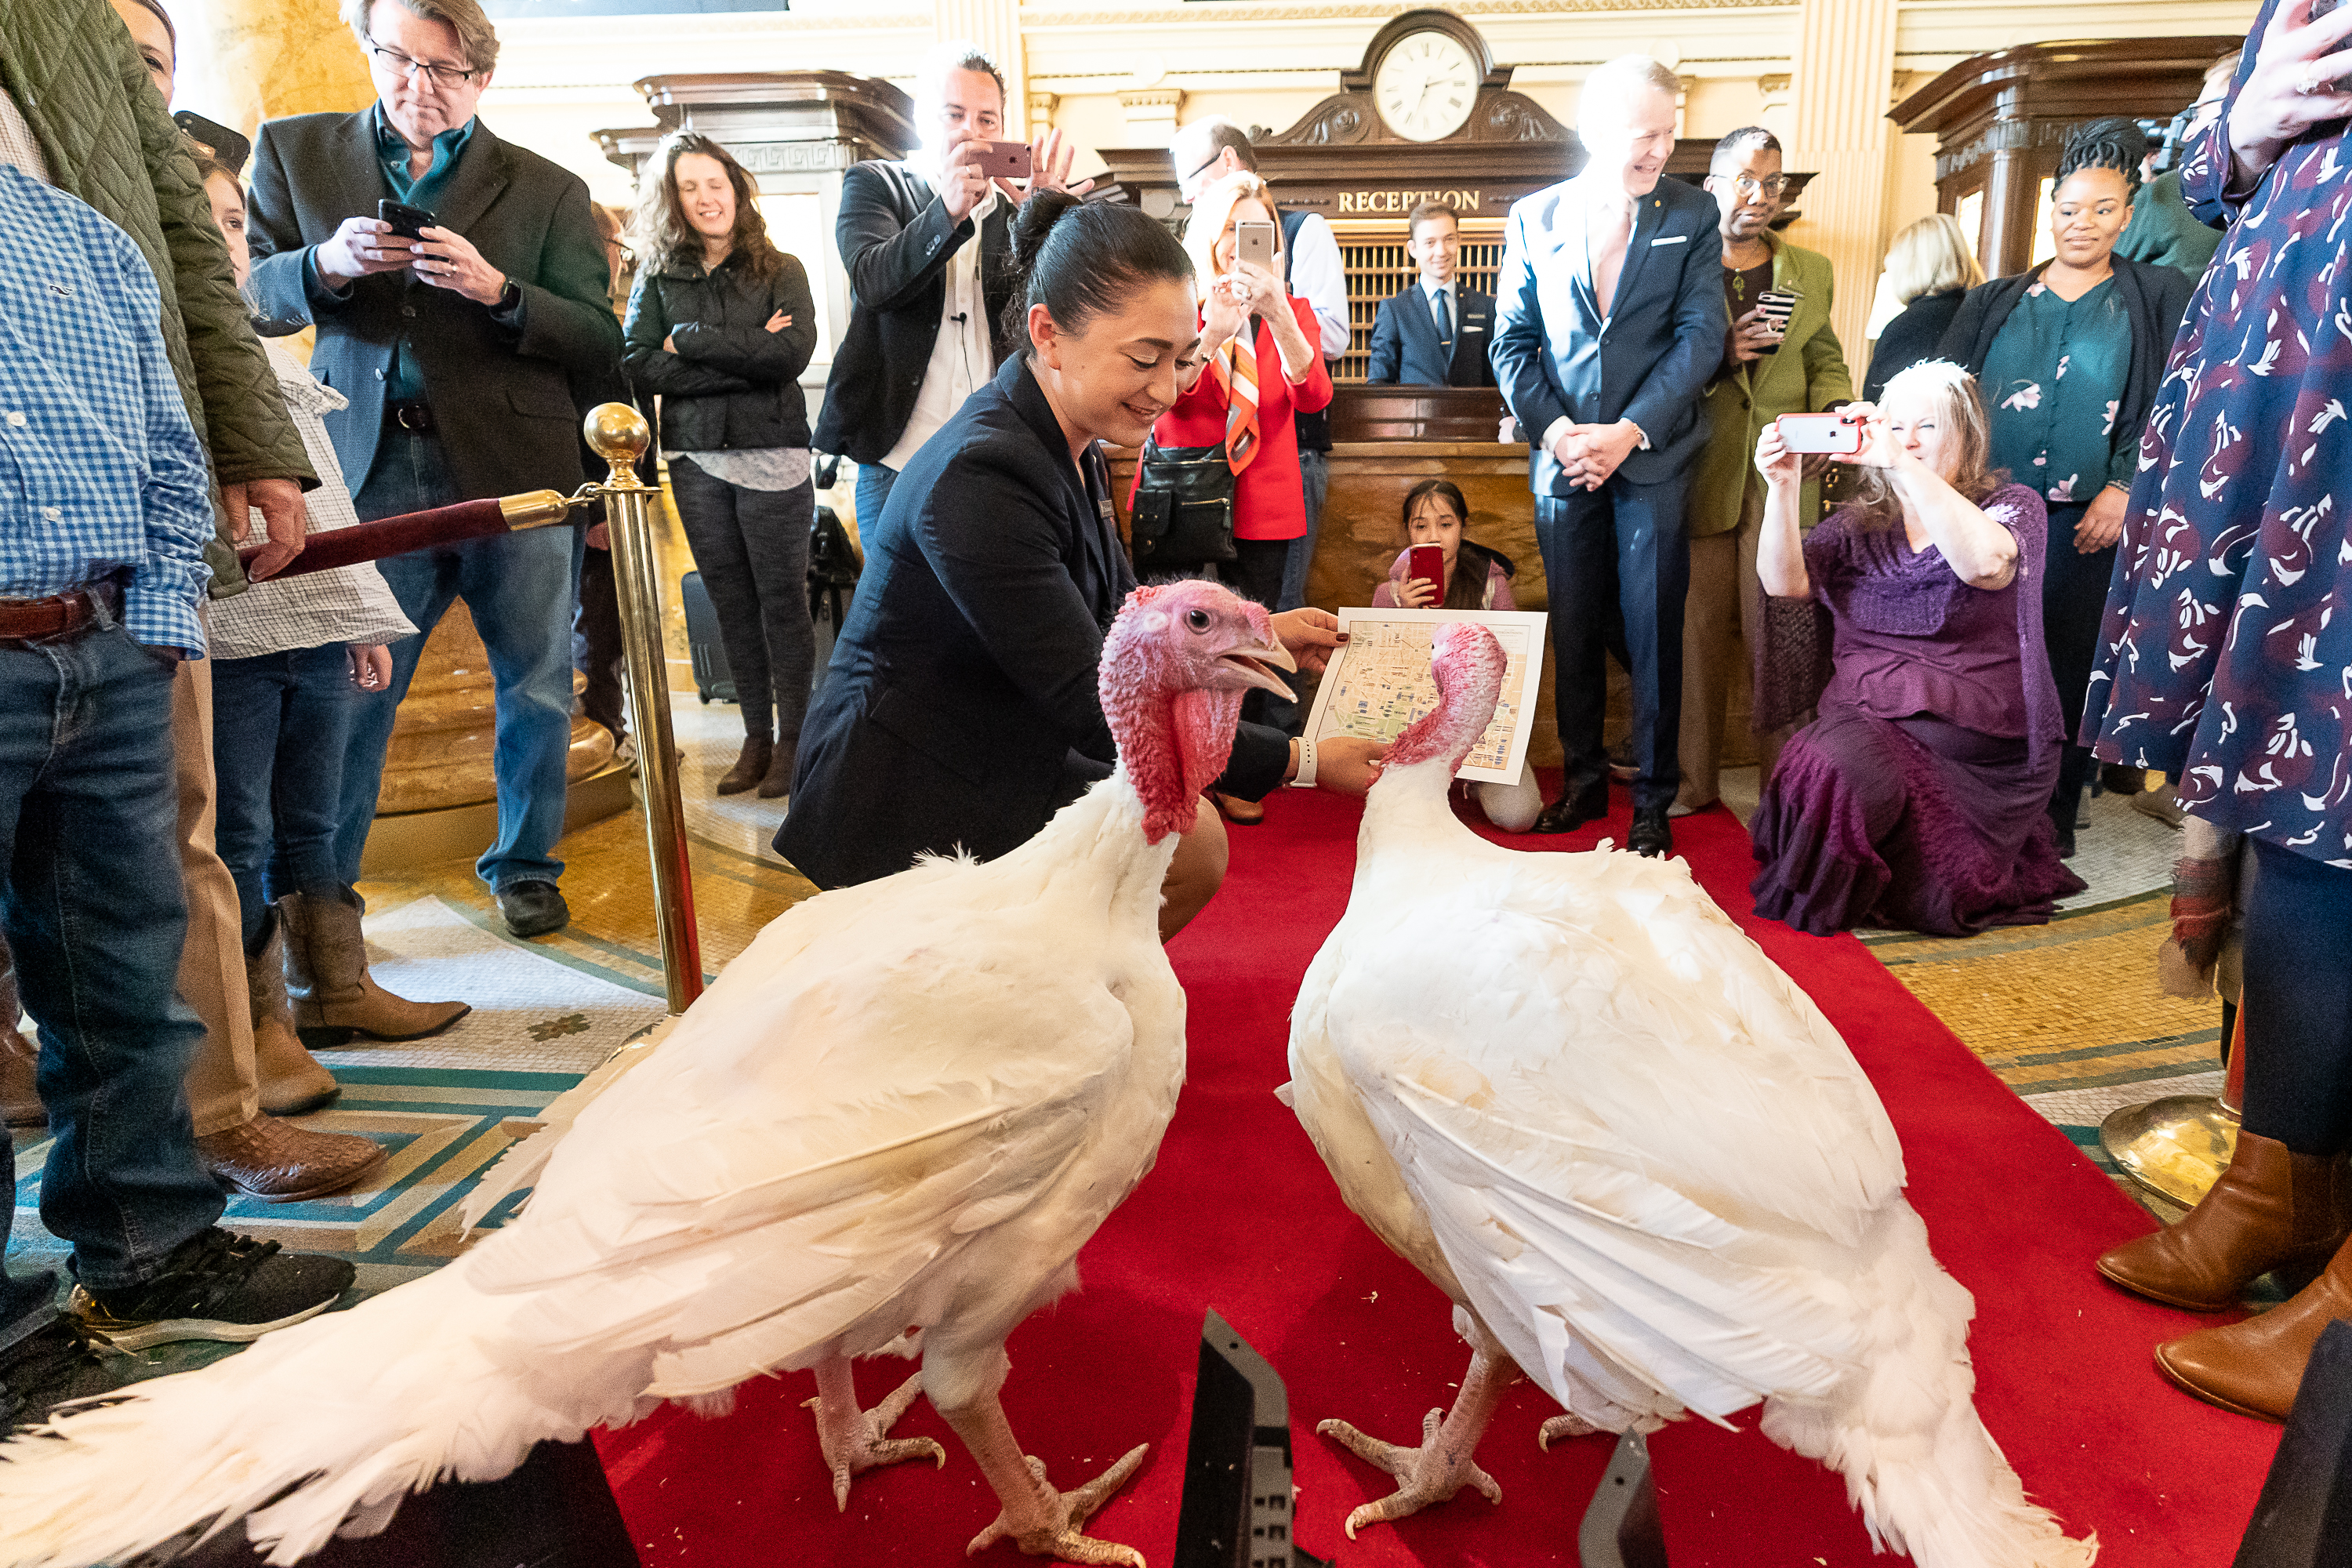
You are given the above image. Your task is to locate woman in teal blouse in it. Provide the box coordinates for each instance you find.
[1940,118,2193,854]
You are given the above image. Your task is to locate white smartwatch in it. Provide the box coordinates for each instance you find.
[1290,734,1319,789]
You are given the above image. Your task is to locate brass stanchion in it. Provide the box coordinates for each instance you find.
[584,405,704,1014]
[2100,1005,2244,1210]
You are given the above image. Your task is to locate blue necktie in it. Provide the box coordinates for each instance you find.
[1432,289,1454,350]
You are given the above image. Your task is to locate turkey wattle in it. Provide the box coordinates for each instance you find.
[0,580,1296,1568]
[1281,621,2095,1568]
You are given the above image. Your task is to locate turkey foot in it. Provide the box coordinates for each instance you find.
[1537,1411,1602,1450]
[805,1356,947,1511]
[1316,1345,1512,1538]
[941,1387,1149,1566]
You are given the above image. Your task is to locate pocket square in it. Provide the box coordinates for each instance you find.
[1463,324,1486,333]
[1650,234,1689,247]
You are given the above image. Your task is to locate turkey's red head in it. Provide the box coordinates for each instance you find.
[1100,581,1297,841]
[1385,621,1508,771]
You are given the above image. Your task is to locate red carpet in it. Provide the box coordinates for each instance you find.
[594,786,2279,1566]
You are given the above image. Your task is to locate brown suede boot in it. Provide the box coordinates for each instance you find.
[2097,1130,2352,1311]
[195,1113,387,1204]
[248,909,338,1117]
[281,891,470,1048]
[1,949,41,1131]
[2154,1230,2352,1422]
[717,735,771,797]
[757,739,797,800]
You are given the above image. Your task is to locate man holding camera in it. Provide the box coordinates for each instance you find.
[246,0,621,942]
[815,43,1087,527]
[1677,126,1849,818]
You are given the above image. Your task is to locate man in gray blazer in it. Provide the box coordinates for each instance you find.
[1492,55,1726,858]
[246,0,621,938]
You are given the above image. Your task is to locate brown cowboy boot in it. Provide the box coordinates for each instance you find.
[248,907,339,1116]
[0,946,41,1131]
[195,1112,387,1204]
[280,891,470,1048]
[2155,1229,2352,1422]
[2098,1131,2352,1311]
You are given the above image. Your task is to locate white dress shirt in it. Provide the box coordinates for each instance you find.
[1421,278,1457,339]
[881,187,1000,473]
[1285,212,1352,361]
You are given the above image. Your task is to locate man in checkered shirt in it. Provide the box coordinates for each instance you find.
[0,167,358,1426]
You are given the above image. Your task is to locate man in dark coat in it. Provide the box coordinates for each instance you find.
[245,0,622,939]
[1365,201,1497,387]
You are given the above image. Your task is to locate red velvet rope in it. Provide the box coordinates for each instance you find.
[232,497,516,581]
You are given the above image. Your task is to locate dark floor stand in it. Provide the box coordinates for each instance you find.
[1579,1431,1668,1568]
[1174,1309,1329,1568]
[2236,1318,2352,1566]
[165,1438,639,1568]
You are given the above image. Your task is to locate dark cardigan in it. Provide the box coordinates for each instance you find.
[1936,256,2193,487]
[1862,289,1965,404]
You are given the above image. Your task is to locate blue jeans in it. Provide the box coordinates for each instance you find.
[212,643,360,953]
[339,430,585,891]
[1,621,221,1348]
[855,462,899,532]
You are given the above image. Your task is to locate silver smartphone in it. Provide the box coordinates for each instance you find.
[1235,221,1276,273]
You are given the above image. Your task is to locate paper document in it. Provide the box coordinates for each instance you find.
[1296,608,1548,786]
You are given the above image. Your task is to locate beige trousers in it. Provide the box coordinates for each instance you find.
[172,646,260,1137]
[1677,479,1805,808]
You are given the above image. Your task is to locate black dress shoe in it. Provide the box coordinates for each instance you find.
[496,879,570,938]
[1532,774,1610,835]
[1628,805,1673,858]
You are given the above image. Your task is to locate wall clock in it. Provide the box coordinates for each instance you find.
[1373,29,1479,143]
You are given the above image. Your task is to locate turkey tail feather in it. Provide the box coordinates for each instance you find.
[1761,1206,2096,1568]
[0,1271,625,1568]
[460,1016,679,1234]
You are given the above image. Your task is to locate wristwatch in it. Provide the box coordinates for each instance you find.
[494,277,521,313]
[1290,734,1319,789]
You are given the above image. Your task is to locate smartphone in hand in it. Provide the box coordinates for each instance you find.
[1753,288,1799,354]
[1235,221,1276,274]
[972,140,1034,180]
[1775,412,1863,455]
[378,199,436,240]
[1407,544,1446,601]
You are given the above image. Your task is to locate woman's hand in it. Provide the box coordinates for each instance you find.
[1393,575,1439,608]
[1753,422,1805,490]
[1229,259,1287,321]
[1313,735,1388,797]
[2230,0,2352,185]
[1726,306,1777,366]
[1837,405,1913,472]
[2075,483,2130,554]
[1270,607,1343,675]
[348,644,392,691]
[764,310,792,335]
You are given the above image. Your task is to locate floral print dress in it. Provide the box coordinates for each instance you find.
[2089,9,2352,867]
[1981,275,2136,506]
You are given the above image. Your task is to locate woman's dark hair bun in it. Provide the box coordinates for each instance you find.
[2056,117,2148,198]
[1002,195,1193,351]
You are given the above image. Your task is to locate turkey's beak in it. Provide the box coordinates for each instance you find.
[1215,636,1298,699]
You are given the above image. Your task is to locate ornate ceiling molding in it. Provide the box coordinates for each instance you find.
[1022,0,1790,27]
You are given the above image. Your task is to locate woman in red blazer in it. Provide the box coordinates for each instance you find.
[1146,171,1332,821]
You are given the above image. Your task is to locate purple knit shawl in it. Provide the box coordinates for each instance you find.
[1755,483,2063,774]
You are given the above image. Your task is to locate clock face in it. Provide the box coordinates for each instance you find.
[1374,31,1479,143]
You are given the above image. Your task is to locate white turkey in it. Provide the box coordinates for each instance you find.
[0,579,1298,1568]
[1282,621,2095,1568]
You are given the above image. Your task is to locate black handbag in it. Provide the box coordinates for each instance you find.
[1128,437,1236,569]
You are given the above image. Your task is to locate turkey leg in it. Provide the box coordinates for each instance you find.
[940,1389,1149,1566]
[1316,1345,1512,1538]
[803,1355,947,1510]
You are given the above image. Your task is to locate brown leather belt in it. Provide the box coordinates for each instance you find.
[0,579,123,646]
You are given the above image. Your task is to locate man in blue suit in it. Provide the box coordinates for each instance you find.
[1365,202,1496,387]
[1492,54,1727,857]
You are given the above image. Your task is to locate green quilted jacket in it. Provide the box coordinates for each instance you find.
[0,0,318,595]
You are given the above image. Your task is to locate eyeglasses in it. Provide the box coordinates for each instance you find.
[365,40,477,87]
[1720,172,1789,201]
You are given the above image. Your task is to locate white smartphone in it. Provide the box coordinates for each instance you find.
[1235,221,1276,274]
[1777,412,1863,455]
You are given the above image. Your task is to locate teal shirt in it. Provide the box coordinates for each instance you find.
[1981,274,2136,506]
[372,106,476,403]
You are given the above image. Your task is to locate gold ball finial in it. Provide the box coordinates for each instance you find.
[583,402,651,469]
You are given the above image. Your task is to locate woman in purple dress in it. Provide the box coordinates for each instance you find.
[1748,361,2086,935]
[2084,0,2352,1425]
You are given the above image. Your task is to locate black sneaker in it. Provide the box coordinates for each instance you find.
[69,1229,355,1352]
[1,1317,129,1432]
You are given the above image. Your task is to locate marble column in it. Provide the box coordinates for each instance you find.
[935,0,1027,136]
[185,0,372,146]
[1787,0,1899,369]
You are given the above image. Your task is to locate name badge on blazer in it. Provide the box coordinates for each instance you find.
[1650,234,1689,247]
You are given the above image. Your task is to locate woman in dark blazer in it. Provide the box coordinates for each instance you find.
[1939,119,2193,852]
[1860,214,1982,403]
[776,195,1380,935]
[623,133,820,799]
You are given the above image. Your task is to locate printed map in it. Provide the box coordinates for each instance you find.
[1301,608,1548,786]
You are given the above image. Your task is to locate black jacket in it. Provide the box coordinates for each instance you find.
[811,160,1015,464]
[245,112,620,501]
[778,354,1291,890]
[1937,257,2193,477]
[1860,288,1965,404]
[622,249,818,452]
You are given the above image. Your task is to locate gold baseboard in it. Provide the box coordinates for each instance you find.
[358,761,638,878]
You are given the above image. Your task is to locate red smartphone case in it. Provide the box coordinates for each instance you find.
[1407,546,1446,598]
